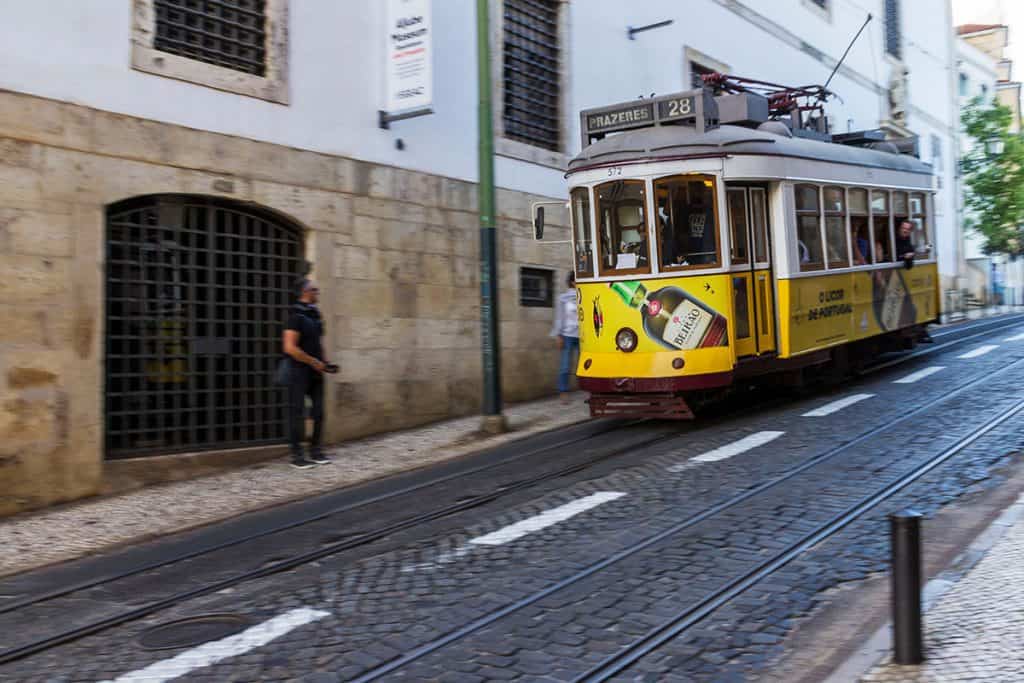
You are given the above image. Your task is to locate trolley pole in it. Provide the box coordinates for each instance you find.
[890,510,924,664]
[477,0,505,433]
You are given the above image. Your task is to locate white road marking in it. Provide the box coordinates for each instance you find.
[668,431,785,472]
[469,491,626,546]
[802,393,875,417]
[894,366,945,384]
[103,607,330,683]
[958,344,999,359]
[1005,333,1024,342]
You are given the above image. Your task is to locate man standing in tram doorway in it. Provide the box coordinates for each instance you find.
[282,279,336,469]
[551,272,580,403]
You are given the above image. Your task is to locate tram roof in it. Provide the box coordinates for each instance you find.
[567,124,934,177]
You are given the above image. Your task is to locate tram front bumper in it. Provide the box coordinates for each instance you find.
[576,347,734,392]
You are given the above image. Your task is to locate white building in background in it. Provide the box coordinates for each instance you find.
[0,0,969,513]
[955,22,1024,305]
[955,30,1001,302]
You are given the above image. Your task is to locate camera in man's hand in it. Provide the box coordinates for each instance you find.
[324,363,340,374]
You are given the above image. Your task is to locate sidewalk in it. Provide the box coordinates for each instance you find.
[941,303,1024,324]
[0,393,589,578]
[846,493,1024,682]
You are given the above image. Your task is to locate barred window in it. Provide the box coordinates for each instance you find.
[503,0,561,152]
[520,267,554,307]
[154,0,268,76]
[884,0,901,60]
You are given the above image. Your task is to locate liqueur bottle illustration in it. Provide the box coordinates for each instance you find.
[873,269,917,331]
[609,281,728,349]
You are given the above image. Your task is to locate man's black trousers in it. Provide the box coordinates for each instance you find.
[288,366,323,458]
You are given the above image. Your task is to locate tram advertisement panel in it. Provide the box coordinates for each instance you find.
[577,274,732,354]
[780,264,937,354]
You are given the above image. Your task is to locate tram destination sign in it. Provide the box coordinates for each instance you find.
[585,103,655,135]
[580,89,719,148]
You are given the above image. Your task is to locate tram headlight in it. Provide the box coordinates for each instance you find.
[615,327,638,353]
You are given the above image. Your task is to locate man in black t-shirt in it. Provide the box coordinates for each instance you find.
[283,279,334,469]
[896,220,916,267]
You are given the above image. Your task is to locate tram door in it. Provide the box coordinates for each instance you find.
[726,186,776,357]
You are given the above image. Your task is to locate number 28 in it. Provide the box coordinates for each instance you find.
[667,98,693,116]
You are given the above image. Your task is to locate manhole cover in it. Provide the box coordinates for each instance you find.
[139,614,252,650]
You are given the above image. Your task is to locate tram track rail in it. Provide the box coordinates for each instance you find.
[350,351,1024,682]
[576,388,1024,682]
[7,313,1012,619]
[0,417,644,617]
[0,312,1020,670]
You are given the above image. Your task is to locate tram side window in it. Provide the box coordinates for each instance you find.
[910,193,931,257]
[870,190,893,264]
[893,191,910,261]
[750,188,769,264]
[596,180,650,275]
[654,175,719,269]
[823,186,850,269]
[849,188,870,265]
[727,189,749,265]
[794,184,824,272]
[570,187,595,277]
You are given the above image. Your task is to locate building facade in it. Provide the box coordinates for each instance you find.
[956,22,1024,304]
[0,0,966,514]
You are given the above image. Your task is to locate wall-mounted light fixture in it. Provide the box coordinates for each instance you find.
[627,19,673,40]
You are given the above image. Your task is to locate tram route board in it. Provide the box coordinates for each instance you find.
[580,88,719,147]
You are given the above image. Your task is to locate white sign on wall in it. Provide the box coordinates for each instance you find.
[383,0,433,121]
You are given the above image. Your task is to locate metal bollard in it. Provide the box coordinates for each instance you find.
[890,510,924,664]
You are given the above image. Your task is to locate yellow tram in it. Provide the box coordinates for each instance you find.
[536,82,939,418]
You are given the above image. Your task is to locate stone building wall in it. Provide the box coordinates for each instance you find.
[0,90,571,516]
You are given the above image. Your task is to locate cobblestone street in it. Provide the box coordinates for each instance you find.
[2,317,1024,681]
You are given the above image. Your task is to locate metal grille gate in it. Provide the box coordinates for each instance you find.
[154,0,268,76]
[105,196,304,458]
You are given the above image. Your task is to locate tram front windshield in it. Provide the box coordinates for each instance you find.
[655,176,719,268]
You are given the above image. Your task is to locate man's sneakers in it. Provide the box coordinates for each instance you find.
[291,449,331,469]
[308,449,332,465]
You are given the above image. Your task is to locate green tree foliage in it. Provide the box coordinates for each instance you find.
[961,98,1024,256]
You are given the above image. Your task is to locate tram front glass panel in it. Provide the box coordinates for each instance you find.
[595,180,650,276]
[570,187,595,277]
[653,175,720,270]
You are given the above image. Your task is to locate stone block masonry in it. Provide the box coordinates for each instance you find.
[0,90,572,516]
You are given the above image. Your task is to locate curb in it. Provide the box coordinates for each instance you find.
[824,493,1024,682]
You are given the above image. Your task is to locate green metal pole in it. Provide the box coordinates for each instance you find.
[477,0,503,426]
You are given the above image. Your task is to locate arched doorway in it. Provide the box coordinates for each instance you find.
[105,195,305,458]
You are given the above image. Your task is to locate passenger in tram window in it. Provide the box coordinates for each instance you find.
[798,240,810,264]
[874,237,890,264]
[684,182,716,265]
[851,219,870,265]
[896,219,916,268]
